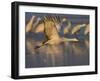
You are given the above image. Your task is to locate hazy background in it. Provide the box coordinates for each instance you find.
[25,12,89,68]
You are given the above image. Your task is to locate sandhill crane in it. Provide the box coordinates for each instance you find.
[34,16,78,49]
[26,16,78,49]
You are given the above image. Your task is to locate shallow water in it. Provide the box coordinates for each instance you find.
[25,39,89,68]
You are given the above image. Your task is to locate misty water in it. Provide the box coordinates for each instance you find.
[25,33,89,68]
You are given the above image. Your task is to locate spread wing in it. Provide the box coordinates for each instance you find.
[71,24,86,34]
[26,16,35,32]
[34,23,44,33]
[43,16,60,40]
[63,20,72,35]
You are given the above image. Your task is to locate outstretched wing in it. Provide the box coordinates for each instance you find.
[63,19,72,35]
[26,16,35,32]
[33,23,44,33]
[43,16,60,40]
[71,24,86,34]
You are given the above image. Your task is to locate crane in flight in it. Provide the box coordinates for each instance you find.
[26,15,79,49]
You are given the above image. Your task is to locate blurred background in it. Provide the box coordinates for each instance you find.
[25,12,89,68]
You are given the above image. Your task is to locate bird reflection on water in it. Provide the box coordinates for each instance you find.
[26,37,89,68]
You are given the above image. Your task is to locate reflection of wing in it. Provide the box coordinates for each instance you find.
[26,16,35,32]
[84,40,89,48]
[71,24,86,34]
[26,39,35,54]
[72,44,83,55]
[84,24,89,35]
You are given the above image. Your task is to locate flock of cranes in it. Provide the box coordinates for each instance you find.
[26,15,89,49]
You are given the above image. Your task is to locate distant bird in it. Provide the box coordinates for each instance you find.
[84,24,89,35]
[71,24,87,35]
[26,16,35,32]
[26,16,41,33]
[62,18,72,35]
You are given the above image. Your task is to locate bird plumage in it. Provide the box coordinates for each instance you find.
[26,16,80,49]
